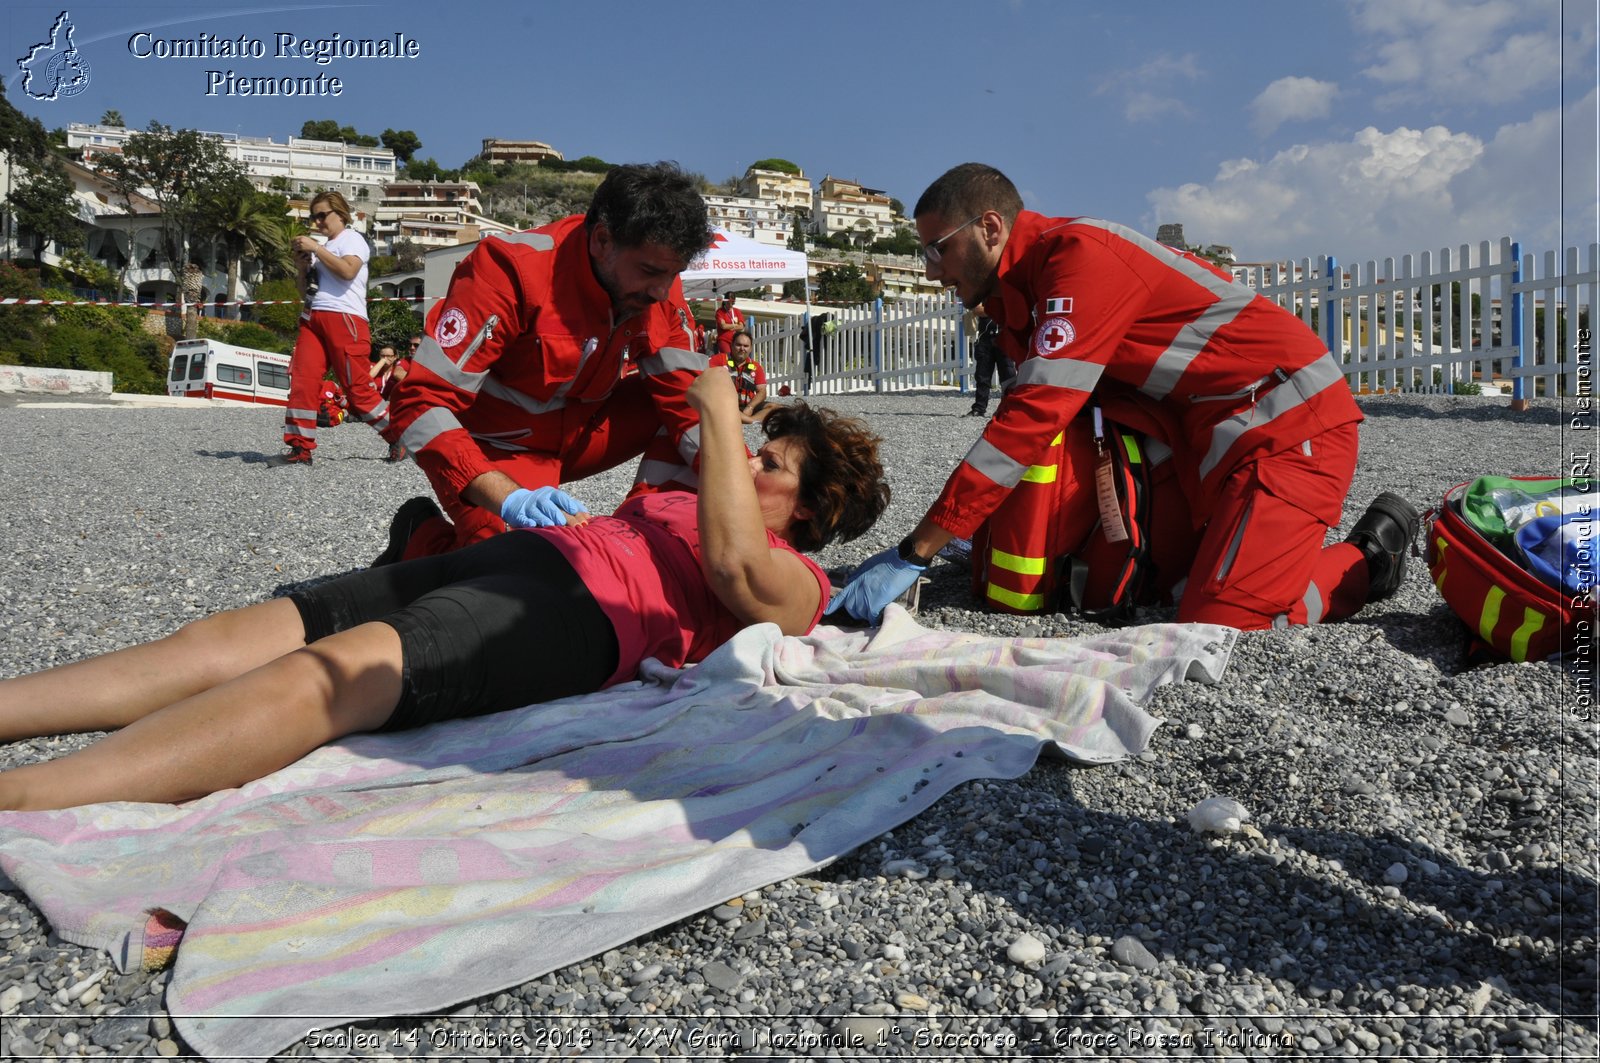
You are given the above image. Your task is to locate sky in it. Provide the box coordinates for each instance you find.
[5,0,1597,264]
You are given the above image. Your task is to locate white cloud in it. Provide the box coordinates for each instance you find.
[1095,52,1203,123]
[1144,89,1596,260]
[1349,0,1591,105]
[1249,76,1339,135]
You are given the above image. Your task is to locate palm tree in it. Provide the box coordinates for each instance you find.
[200,180,291,319]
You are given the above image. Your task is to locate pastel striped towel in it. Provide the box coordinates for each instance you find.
[0,608,1234,1060]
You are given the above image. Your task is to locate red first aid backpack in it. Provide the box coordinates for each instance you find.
[1425,476,1590,663]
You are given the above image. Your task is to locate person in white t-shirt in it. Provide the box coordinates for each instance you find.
[278,191,385,465]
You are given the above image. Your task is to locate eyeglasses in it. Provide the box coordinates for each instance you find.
[310,210,334,224]
[923,215,982,265]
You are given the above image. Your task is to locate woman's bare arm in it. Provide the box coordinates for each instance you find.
[686,370,821,634]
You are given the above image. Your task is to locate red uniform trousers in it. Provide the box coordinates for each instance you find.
[401,374,685,560]
[1171,422,1368,629]
[284,311,384,451]
[979,420,1368,630]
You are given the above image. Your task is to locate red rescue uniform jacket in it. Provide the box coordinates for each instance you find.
[387,216,705,503]
[926,211,1363,539]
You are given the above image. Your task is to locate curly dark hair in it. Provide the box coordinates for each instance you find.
[762,402,890,553]
[585,162,713,263]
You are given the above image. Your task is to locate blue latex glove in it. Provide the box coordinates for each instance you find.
[500,486,589,529]
[824,546,926,624]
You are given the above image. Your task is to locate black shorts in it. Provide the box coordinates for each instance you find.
[289,532,619,732]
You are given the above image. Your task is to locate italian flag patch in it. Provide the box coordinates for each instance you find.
[1044,297,1073,314]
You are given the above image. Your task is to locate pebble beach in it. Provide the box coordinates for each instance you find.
[0,389,1594,1059]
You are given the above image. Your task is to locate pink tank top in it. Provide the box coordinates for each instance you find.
[536,492,829,686]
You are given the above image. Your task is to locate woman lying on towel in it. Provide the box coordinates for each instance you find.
[0,369,889,810]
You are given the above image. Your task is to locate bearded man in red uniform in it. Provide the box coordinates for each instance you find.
[829,162,1418,629]
[375,162,714,563]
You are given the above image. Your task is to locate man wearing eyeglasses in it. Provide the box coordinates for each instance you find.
[828,162,1418,633]
[373,162,714,564]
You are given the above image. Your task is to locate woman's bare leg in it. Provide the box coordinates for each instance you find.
[0,621,402,811]
[0,599,308,743]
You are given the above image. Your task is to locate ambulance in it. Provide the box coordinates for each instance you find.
[166,339,292,406]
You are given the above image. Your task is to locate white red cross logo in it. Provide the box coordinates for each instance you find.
[1034,315,1077,355]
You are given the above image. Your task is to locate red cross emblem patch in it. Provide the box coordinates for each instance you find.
[1033,314,1077,356]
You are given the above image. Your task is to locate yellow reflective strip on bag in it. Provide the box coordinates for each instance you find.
[1122,434,1142,465]
[987,583,1044,611]
[990,548,1047,576]
[1433,537,1447,593]
[1508,606,1547,662]
[1479,585,1504,643]
[1021,463,1058,484]
[1050,431,1064,446]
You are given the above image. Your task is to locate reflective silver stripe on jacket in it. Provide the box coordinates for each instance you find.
[346,399,391,432]
[1013,355,1103,392]
[285,407,319,423]
[962,436,1028,489]
[488,232,556,251]
[641,346,708,376]
[480,376,570,417]
[677,423,702,464]
[415,335,489,394]
[635,459,699,489]
[1067,219,1256,401]
[1301,582,1326,625]
[399,406,466,455]
[1198,353,1346,480]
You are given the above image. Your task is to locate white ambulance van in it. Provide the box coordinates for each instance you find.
[166,339,292,406]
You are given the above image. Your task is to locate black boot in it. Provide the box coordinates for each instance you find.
[1344,491,1419,601]
[371,496,444,568]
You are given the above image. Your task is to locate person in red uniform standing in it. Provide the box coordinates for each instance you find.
[279,191,385,465]
[375,162,715,563]
[727,332,774,424]
[829,162,1418,630]
[714,292,746,355]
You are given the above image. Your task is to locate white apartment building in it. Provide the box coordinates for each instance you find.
[372,181,513,252]
[737,167,813,212]
[811,175,899,246]
[66,123,398,207]
[702,193,792,248]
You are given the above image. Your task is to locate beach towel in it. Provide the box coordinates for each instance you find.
[0,609,1234,1060]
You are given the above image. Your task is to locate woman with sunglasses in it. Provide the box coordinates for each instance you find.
[279,191,384,466]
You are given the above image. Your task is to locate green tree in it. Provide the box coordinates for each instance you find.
[403,156,455,181]
[97,123,251,338]
[788,215,807,252]
[249,277,304,335]
[99,109,124,127]
[391,238,425,273]
[300,118,342,141]
[9,157,82,262]
[815,264,873,304]
[380,128,422,163]
[200,179,292,317]
[869,226,921,257]
[368,292,420,350]
[0,80,51,165]
[749,158,801,175]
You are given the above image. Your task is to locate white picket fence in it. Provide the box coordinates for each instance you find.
[1245,239,1599,400]
[749,238,1599,401]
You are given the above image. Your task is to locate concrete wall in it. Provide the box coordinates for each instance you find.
[0,366,114,395]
